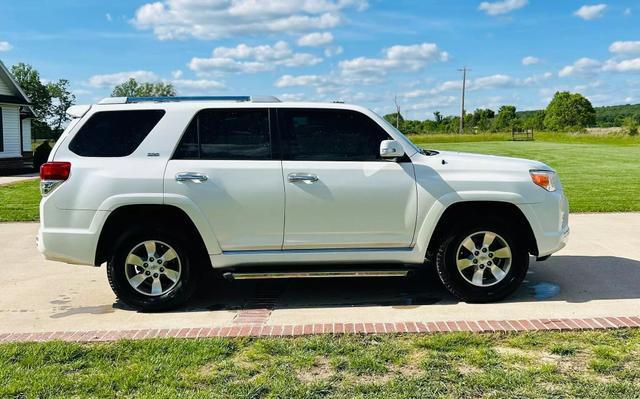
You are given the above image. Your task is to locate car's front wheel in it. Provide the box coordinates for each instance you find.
[435,221,529,303]
[107,229,198,311]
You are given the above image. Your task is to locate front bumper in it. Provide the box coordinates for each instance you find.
[518,190,570,257]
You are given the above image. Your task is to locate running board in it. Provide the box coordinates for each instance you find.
[223,270,411,280]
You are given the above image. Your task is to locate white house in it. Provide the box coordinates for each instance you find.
[0,60,35,171]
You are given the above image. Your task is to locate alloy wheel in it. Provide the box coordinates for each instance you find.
[124,240,182,296]
[455,231,512,287]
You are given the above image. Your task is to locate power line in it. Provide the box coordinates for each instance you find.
[458,67,471,134]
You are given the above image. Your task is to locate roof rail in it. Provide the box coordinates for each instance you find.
[98,96,280,105]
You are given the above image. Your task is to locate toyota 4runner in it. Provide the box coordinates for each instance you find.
[37,96,569,310]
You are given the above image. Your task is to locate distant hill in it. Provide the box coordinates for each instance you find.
[518,103,640,127]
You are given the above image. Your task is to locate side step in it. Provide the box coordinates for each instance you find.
[223,269,411,281]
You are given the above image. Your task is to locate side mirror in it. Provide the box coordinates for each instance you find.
[380,140,405,158]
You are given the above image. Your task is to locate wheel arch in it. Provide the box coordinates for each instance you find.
[94,204,213,267]
[424,201,539,259]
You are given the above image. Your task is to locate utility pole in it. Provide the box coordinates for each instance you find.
[394,95,400,129]
[458,66,470,134]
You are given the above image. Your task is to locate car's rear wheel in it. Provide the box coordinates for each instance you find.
[107,228,198,311]
[435,221,529,303]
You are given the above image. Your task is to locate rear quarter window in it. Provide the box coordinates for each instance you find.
[68,110,165,157]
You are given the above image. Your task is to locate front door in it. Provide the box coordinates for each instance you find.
[164,108,284,251]
[278,108,417,249]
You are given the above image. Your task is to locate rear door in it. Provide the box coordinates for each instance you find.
[164,108,284,251]
[278,108,417,249]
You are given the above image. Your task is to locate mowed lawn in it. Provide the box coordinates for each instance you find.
[0,179,40,222]
[422,140,640,213]
[2,330,640,398]
[0,137,638,221]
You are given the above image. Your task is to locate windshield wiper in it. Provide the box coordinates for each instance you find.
[419,148,439,156]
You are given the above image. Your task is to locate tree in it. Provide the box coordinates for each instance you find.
[544,91,595,131]
[433,111,443,124]
[493,105,517,131]
[10,63,51,119]
[523,110,545,130]
[471,108,495,131]
[623,116,638,136]
[111,78,176,97]
[47,79,76,134]
[383,112,404,127]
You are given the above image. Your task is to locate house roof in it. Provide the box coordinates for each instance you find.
[0,59,36,117]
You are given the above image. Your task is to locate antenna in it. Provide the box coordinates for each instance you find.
[458,67,471,134]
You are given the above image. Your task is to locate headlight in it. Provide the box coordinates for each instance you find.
[530,170,556,192]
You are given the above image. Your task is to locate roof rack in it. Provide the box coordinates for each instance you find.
[98,95,281,105]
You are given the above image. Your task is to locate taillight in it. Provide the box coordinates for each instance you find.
[40,162,71,196]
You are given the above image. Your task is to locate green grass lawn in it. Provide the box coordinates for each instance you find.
[0,134,638,221]
[2,330,640,398]
[0,179,40,222]
[422,140,640,212]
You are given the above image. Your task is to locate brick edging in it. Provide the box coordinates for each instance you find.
[2,316,639,343]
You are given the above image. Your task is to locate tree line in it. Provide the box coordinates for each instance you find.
[386,91,639,135]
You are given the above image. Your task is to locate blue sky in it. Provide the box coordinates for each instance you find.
[1,0,639,119]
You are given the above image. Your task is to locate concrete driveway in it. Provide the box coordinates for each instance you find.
[1,213,639,336]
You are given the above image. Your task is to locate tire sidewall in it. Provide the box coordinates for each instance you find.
[437,222,529,302]
[107,229,196,311]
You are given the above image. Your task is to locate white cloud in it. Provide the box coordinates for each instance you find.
[624,8,632,16]
[602,58,640,73]
[558,57,601,77]
[132,0,367,40]
[275,74,328,87]
[609,41,640,55]
[172,79,226,92]
[279,93,306,101]
[522,56,540,65]
[430,80,462,94]
[189,41,322,75]
[574,4,607,20]
[171,69,183,79]
[522,72,553,85]
[87,70,159,87]
[106,13,113,22]
[0,41,12,52]
[478,0,528,16]
[324,45,343,57]
[297,32,333,47]
[339,43,448,77]
[471,74,516,90]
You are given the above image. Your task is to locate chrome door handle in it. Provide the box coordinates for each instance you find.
[287,173,318,183]
[175,172,208,183]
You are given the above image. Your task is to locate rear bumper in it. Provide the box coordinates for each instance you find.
[37,227,100,265]
[37,200,109,265]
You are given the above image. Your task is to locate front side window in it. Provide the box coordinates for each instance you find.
[279,109,391,161]
[69,110,165,157]
[173,108,271,160]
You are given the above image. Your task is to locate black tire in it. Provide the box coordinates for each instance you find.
[107,227,199,311]
[435,220,529,303]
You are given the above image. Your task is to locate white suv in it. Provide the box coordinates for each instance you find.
[37,96,569,310]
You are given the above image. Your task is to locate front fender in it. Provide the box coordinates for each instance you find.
[413,190,536,260]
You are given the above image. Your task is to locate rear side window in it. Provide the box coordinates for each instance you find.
[279,109,391,161]
[69,110,165,157]
[173,109,271,160]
